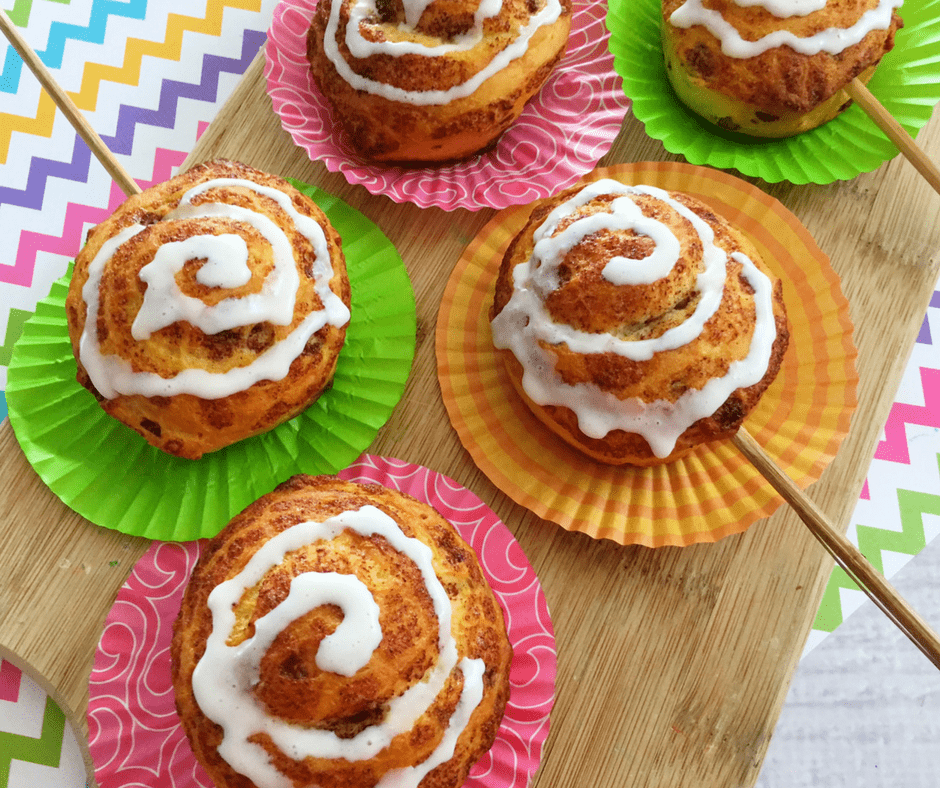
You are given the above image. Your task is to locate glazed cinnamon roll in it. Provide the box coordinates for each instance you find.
[64,159,351,460]
[171,474,513,788]
[490,178,790,466]
[307,0,572,163]
[662,0,903,137]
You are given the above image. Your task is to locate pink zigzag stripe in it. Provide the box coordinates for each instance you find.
[0,659,22,703]
[874,365,940,465]
[12,202,113,287]
[4,148,188,288]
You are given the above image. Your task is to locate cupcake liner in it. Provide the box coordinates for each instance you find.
[436,162,858,547]
[6,182,416,542]
[607,0,940,184]
[264,0,629,211]
[87,455,556,788]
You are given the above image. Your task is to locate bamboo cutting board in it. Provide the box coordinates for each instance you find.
[2,48,940,788]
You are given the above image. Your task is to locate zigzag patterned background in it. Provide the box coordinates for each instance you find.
[0,660,84,786]
[0,0,937,783]
[807,300,940,648]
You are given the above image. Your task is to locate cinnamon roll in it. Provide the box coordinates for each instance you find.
[661,0,903,137]
[171,474,513,788]
[64,159,351,461]
[490,178,790,466]
[306,0,573,163]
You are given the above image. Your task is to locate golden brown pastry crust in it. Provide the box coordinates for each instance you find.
[171,474,513,788]
[661,0,903,137]
[307,0,572,163]
[490,182,790,466]
[64,159,350,460]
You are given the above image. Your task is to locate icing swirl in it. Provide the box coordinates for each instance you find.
[491,179,778,459]
[322,0,566,105]
[191,504,486,788]
[78,178,351,401]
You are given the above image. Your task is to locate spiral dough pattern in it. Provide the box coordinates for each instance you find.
[490,178,790,465]
[170,474,514,788]
[64,159,351,460]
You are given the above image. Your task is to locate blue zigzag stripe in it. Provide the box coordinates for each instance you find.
[2,0,148,95]
[0,27,265,210]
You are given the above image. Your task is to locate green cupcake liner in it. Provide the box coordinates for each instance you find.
[607,0,940,184]
[6,181,416,542]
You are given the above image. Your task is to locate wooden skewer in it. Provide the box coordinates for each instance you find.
[733,427,940,670]
[845,77,940,196]
[0,9,141,197]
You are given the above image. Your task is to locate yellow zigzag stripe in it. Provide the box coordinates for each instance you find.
[0,0,261,162]
[74,0,260,106]
[1,91,58,149]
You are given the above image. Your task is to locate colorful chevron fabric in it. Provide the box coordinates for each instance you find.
[0,660,85,787]
[808,302,940,647]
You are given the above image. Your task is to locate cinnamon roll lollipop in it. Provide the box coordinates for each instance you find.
[662,0,903,137]
[490,178,790,466]
[65,159,351,460]
[171,474,513,788]
[306,0,572,163]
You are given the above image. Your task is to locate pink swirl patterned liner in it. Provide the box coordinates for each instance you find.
[264,0,630,211]
[87,455,556,788]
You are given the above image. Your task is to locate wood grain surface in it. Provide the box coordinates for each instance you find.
[1,50,939,788]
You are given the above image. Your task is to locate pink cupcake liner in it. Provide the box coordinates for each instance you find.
[87,455,556,788]
[264,0,629,211]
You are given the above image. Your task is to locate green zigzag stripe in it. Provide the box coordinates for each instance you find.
[0,696,66,784]
[814,484,939,632]
[0,308,33,367]
[6,0,72,28]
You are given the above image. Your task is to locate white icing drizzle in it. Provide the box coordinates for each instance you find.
[78,178,351,400]
[192,234,252,288]
[190,505,486,788]
[669,0,903,58]
[490,179,778,459]
[324,0,564,106]
[732,0,826,16]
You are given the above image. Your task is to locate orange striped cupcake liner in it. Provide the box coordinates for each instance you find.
[436,162,857,547]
